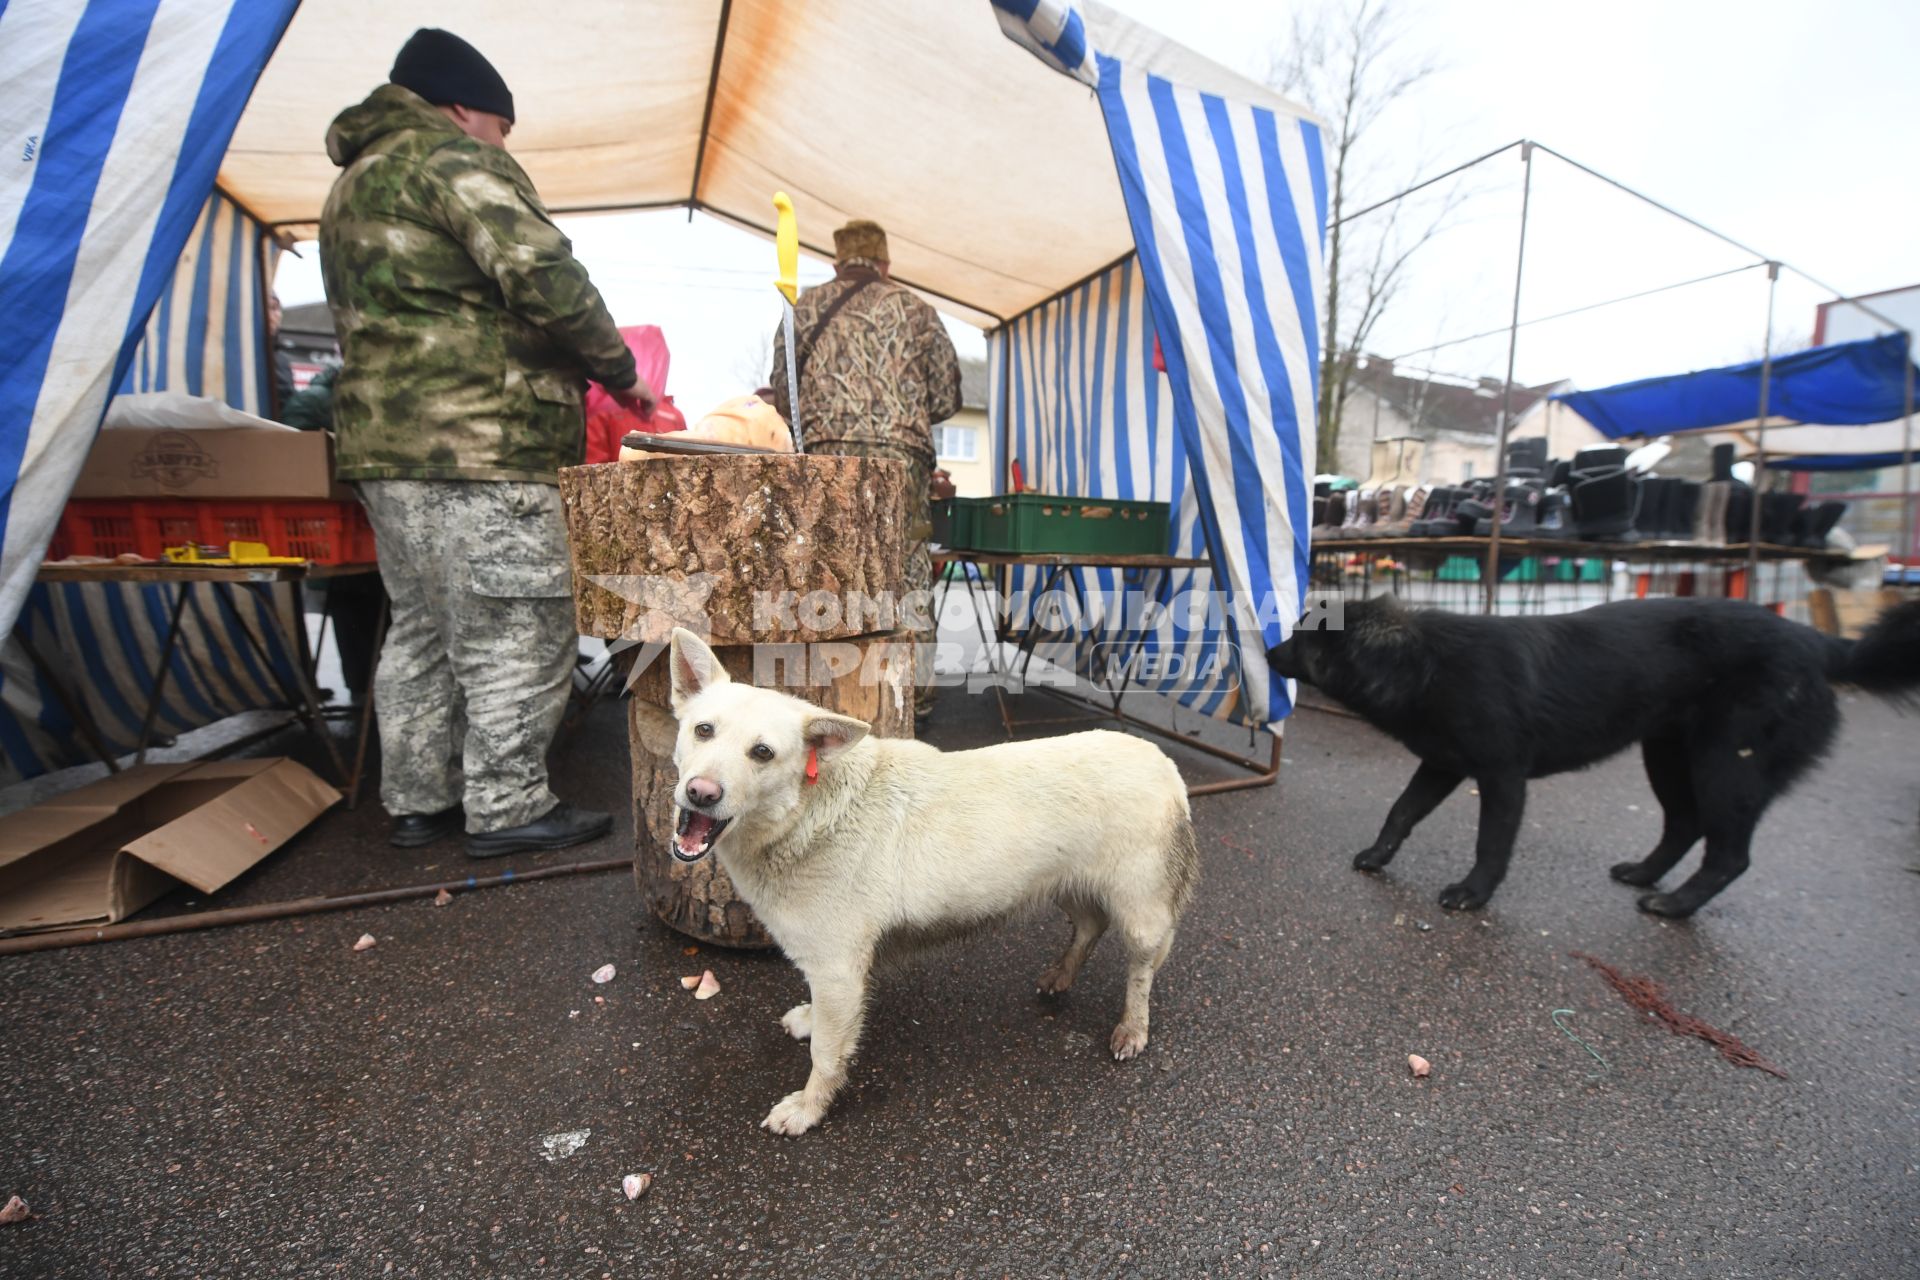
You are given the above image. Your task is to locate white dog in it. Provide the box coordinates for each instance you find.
[661,628,1198,1136]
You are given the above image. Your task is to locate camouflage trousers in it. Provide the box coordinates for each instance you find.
[813,440,935,716]
[359,480,576,831]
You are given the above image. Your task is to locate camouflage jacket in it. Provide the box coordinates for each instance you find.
[319,85,635,484]
[768,262,962,466]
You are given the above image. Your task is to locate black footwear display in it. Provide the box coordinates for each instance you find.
[1788,498,1847,549]
[1505,437,1549,477]
[467,802,614,858]
[1759,492,1805,546]
[1571,466,1641,541]
[390,805,463,849]
[1572,444,1630,474]
[1534,489,1570,535]
[1471,486,1540,538]
[1724,481,1755,544]
[1407,487,1454,536]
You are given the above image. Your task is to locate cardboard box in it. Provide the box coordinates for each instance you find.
[0,759,340,934]
[70,426,340,500]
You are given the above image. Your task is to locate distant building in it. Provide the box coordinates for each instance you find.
[1332,356,1581,483]
[1813,282,1920,347]
[936,356,994,496]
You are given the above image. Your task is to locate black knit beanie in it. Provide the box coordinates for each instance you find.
[390,28,515,124]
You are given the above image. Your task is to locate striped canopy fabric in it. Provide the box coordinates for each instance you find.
[118,189,278,415]
[993,24,1326,726]
[990,0,1099,87]
[0,580,305,788]
[0,0,297,641]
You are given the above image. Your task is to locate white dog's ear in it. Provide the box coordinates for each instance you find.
[669,628,729,711]
[804,711,870,763]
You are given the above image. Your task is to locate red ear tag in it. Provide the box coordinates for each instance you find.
[805,746,819,785]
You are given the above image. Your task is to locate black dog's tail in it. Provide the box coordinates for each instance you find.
[1829,598,1920,700]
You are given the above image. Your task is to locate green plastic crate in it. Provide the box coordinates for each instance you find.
[931,497,979,550]
[969,493,1171,556]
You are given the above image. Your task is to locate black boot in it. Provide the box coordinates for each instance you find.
[467,802,614,858]
[1471,485,1540,538]
[390,804,463,849]
[1794,499,1847,549]
[1409,486,1454,536]
[1572,466,1640,541]
[1759,492,1805,546]
[1724,481,1754,544]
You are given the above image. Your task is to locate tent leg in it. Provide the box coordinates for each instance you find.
[1482,142,1534,614]
[1901,349,1914,577]
[1745,262,1780,599]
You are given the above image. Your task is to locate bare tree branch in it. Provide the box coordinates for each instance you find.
[1267,0,1459,472]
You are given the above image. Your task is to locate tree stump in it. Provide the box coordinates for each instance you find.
[560,454,917,949]
[559,453,912,644]
[623,635,915,948]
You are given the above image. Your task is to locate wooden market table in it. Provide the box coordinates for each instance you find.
[932,549,1279,797]
[1309,534,1864,608]
[28,559,378,795]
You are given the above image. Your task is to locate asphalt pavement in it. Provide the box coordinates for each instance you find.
[2,680,1916,1277]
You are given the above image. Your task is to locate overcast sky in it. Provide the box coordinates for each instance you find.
[277,0,1920,415]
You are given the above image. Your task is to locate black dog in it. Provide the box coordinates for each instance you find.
[1267,594,1920,916]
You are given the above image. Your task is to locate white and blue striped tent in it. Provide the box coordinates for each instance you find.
[992,1,1325,724]
[0,1,298,780]
[0,0,296,635]
[1,0,1322,746]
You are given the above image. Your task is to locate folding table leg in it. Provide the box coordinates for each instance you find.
[224,581,352,786]
[134,583,192,766]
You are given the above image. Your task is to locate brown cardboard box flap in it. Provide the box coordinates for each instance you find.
[123,759,341,893]
[0,759,339,933]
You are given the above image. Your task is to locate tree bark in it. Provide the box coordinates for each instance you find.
[622,635,916,948]
[559,454,913,644]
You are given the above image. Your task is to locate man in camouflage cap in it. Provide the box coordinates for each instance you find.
[320,28,652,857]
[768,220,962,727]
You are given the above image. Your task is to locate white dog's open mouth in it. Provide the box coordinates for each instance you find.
[673,807,731,862]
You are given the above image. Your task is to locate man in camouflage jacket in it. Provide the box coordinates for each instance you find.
[768,220,962,723]
[320,28,651,857]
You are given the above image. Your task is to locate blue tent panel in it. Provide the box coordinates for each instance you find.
[1553,333,1915,439]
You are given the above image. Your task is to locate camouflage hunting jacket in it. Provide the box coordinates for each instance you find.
[768,262,962,466]
[319,84,636,485]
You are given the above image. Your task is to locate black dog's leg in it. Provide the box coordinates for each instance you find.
[1438,773,1526,911]
[1611,735,1701,887]
[1354,762,1462,872]
[1635,717,1781,917]
[1637,818,1756,918]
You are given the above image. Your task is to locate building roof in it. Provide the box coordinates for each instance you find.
[1347,357,1554,438]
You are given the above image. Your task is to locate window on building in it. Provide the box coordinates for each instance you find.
[936,424,979,462]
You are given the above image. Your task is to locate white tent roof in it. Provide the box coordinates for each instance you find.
[221,0,1313,327]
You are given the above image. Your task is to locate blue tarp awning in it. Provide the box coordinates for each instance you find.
[1553,332,1915,440]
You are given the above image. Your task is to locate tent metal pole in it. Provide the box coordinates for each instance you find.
[1482,142,1534,615]
[1333,139,1522,228]
[1745,262,1780,598]
[1902,343,1915,579]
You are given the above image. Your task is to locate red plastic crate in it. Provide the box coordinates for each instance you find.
[55,499,378,565]
[59,500,204,559]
